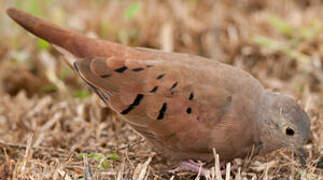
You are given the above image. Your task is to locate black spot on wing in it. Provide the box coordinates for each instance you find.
[186,107,192,114]
[121,94,144,115]
[189,92,194,100]
[100,74,111,78]
[132,68,144,72]
[170,82,178,90]
[157,74,165,80]
[150,86,158,93]
[157,103,167,120]
[121,107,134,115]
[115,66,128,73]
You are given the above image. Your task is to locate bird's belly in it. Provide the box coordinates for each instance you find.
[129,116,254,162]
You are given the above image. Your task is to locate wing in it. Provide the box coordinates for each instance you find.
[73,54,263,155]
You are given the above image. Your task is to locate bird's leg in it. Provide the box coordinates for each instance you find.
[169,160,239,177]
[169,160,210,177]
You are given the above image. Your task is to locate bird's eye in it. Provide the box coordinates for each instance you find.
[285,127,295,136]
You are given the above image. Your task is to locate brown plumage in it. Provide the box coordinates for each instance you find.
[7,7,310,166]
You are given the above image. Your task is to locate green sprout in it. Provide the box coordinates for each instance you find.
[37,39,50,50]
[77,152,120,170]
[124,2,141,21]
[74,90,92,99]
[269,16,294,38]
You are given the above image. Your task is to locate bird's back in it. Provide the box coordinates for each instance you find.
[75,48,265,161]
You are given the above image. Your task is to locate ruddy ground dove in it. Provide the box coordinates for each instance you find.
[7,7,311,173]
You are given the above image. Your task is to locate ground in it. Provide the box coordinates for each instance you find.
[0,0,322,179]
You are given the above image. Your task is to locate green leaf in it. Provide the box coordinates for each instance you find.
[252,35,281,50]
[100,161,111,170]
[15,0,53,17]
[252,35,310,63]
[27,0,43,16]
[74,90,91,99]
[88,153,105,161]
[76,153,88,159]
[40,84,58,93]
[269,16,294,37]
[107,153,120,161]
[125,2,141,21]
[37,39,50,50]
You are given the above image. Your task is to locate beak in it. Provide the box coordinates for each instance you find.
[295,147,307,166]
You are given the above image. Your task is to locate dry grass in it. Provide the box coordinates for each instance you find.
[0,0,322,179]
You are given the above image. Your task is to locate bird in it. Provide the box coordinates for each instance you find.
[7,7,310,174]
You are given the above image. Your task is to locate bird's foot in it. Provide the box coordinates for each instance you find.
[169,160,238,177]
[168,160,210,177]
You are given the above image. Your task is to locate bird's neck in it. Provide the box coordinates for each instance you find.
[254,90,284,155]
[255,90,277,154]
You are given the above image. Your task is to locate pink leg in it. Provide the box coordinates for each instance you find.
[169,160,210,177]
[169,160,239,177]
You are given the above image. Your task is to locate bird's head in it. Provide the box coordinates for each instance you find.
[258,90,311,165]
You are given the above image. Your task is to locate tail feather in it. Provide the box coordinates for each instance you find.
[6,7,131,66]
